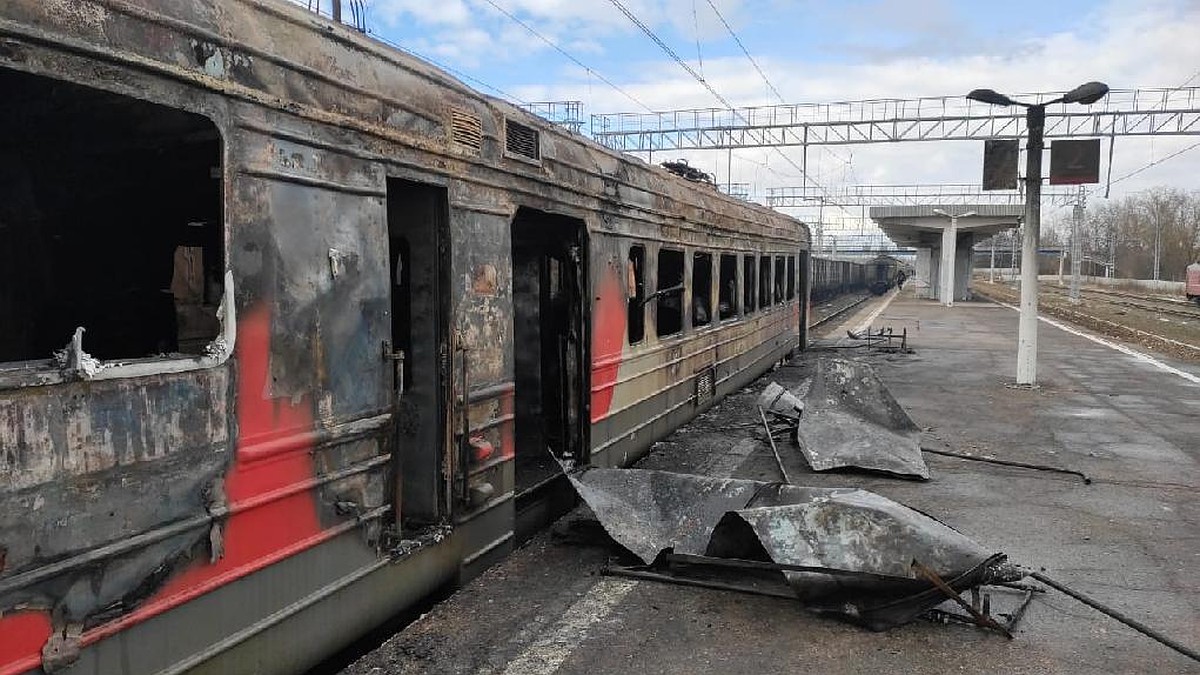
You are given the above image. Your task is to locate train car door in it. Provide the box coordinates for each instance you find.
[510,208,589,498]
[387,178,450,528]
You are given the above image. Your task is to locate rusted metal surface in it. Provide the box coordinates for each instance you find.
[794,356,930,479]
[572,467,1015,630]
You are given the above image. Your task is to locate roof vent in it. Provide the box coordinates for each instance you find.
[505,119,540,161]
[450,109,483,153]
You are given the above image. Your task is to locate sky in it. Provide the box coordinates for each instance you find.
[332,0,1200,238]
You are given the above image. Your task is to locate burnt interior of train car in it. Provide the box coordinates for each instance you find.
[743,255,757,313]
[718,254,737,319]
[0,68,223,365]
[387,178,450,526]
[511,208,588,495]
[656,248,684,336]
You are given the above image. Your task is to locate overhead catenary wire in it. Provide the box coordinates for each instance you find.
[1102,69,1200,192]
[480,0,656,114]
[699,0,853,173]
[701,0,783,103]
[1109,139,1200,186]
[606,0,851,215]
[367,31,530,106]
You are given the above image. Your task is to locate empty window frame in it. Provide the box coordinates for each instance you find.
[0,68,224,366]
[775,255,786,304]
[787,256,797,300]
[656,248,684,337]
[759,255,773,308]
[743,255,757,314]
[692,252,713,327]
[718,254,737,320]
[627,245,646,344]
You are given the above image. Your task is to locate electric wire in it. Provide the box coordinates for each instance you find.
[701,0,783,103]
[366,31,530,105]
[605,0,850,215]
[699,0,853,173]
[1104,68,1200,187]
[1109,140,1200,185]
[480,0,655,114]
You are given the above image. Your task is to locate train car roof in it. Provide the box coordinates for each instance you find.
[1,0,807,246]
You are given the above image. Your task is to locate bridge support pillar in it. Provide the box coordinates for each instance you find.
[914,248,933,299]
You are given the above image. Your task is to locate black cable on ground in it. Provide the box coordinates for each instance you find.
[1030,571,1200,663]
[921,446,1091,484]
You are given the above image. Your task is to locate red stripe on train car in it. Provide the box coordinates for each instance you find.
[590,260,627,423]
[0,305,325,675]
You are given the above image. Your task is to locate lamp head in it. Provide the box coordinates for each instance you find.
[967,88,1016,107]
[1061,81,1109,105]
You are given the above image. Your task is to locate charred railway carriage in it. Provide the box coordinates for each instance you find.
[0,2,809,673]
[810,256,868,302]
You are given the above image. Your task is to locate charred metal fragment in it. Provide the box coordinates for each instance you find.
[792,357,930,480]
[571,468,1018,630]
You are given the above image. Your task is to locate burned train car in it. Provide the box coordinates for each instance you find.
[0,2,810,673]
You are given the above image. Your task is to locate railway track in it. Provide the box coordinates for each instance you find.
[811,293,872,330]
[1043,284,1200,321]
[977,282,1200,361]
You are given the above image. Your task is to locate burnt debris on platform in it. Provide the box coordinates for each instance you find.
[572,468,1021,631]
[769,357,930,480]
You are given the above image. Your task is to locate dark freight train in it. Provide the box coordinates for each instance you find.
[0,3,822,673]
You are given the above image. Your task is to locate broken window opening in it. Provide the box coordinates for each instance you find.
[775,255,786,305]
[759,255,773,308]
[718,254,737,320]
[787,255,797,300]
[627,245,645,345]
[691,252,712,328]
[656,248,684,338]
[743,255,757,314]
[0,69,224,367]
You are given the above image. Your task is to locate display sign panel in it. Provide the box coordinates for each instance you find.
[1049,139,1101,185]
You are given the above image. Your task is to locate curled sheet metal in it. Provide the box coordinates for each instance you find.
[794,357,930,480]
[572,468,1015,630]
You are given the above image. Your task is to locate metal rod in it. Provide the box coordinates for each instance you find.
[912,560,1013,638]
[665,553,906,583]
[601,566,797,599]
[1031,571,1200,663]
[758,405,791,484]
[921,446,1091,484]
[1003,589,1035,632]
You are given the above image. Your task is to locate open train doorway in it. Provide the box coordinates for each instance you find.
[510,208,589,502]
[387,178,450,529]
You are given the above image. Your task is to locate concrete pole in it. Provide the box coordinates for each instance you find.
[940,216,958,306]
[1010,227,1018,282]
[1017,105,1044,386]
[1153,214,1162,281]
[1069,188,1084,303]
[989,236,996,283]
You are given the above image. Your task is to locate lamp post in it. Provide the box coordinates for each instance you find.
[966,81,1109,386]
[932,208,976,307]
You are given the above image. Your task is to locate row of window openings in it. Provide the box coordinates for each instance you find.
[626,247,796,345]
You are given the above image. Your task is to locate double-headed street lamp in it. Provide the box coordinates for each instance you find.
[966,82,1109,386]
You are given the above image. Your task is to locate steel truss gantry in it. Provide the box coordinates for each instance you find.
[590,87,1200,151]
[766,184,1079,208]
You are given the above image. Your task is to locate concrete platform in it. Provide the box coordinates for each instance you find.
[343,294,1200,675]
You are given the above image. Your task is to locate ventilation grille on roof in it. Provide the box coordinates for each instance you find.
[505,119,540,160]
[450,109,483,153]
